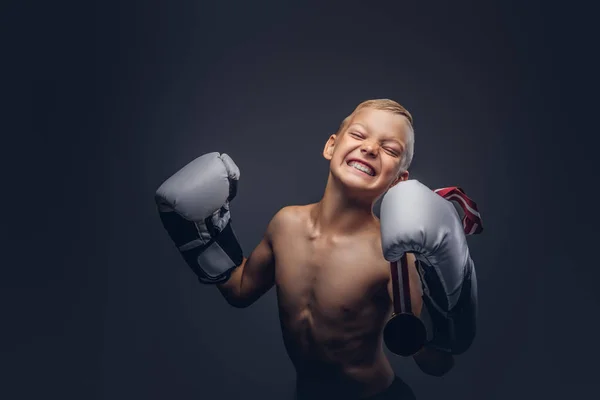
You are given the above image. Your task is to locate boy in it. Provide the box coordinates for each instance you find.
[156,99,478,399]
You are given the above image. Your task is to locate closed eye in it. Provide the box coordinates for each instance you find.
[384,147,400,156]
[349,132,364,139]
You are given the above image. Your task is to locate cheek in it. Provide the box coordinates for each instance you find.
[333,142,352,160]
[381,161,400,180]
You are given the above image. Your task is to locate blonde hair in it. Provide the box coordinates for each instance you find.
[336,99,415,172]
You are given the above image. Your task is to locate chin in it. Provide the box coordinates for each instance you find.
[334,173,385,202]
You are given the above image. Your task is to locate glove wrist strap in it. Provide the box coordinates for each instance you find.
[181,220,243,284]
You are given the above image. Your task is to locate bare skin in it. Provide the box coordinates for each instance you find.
[279,205,425,397]
[217,107,452,398]
[220,205,422,398]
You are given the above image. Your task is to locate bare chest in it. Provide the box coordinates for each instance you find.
[272,229,391,316]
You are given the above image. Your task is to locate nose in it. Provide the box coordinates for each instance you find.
[360,140,380,157]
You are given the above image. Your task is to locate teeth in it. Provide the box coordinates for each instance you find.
[348,161,374,176]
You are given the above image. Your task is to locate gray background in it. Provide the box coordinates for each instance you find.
[3,1,598,399]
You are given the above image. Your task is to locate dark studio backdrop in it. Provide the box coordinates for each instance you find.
[3,1,598,399]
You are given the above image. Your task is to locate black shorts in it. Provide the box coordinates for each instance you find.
[295,376,416,400]
[366,376,416,400]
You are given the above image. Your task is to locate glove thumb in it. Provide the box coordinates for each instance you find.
[219,153,240,201]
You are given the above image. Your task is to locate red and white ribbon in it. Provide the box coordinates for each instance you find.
[434,187,483,235]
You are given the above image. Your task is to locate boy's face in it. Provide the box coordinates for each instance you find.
[323,107,411,202]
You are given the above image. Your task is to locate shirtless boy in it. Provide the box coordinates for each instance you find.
[155,99,479,399]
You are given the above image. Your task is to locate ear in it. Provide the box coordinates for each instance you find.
[323,134,337,161]
[389,170,409,189]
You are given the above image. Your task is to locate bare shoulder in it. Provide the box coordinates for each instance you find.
[269,205,306,226]
[266,204,311,238]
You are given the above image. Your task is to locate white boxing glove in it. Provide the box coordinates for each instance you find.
[380,179,478,354]
[155,152,244,284]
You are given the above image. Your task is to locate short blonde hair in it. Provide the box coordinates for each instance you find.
[336,99,415,172]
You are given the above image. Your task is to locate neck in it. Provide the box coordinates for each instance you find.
[311,172,378,237]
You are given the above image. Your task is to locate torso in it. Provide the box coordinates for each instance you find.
[270,204,412,398]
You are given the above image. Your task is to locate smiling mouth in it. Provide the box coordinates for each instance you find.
[347,160,375,176]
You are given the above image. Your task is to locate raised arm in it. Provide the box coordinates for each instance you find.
[380,180,480,376]
[217,215,278,308]
[156,152,246,284]
[156,152,289,308]
[217,207,295,307]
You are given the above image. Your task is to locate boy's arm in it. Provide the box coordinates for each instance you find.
[217,236,275,308]
[380,180,483,375]
[217,207,288,308]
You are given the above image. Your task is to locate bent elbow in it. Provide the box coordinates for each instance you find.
[414,347,455,377]
[224,295,252,309]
